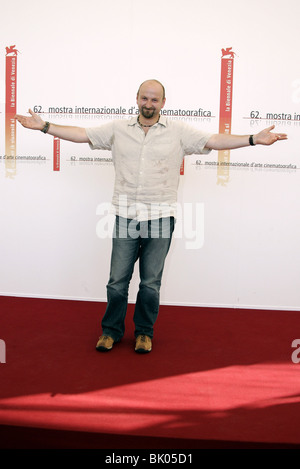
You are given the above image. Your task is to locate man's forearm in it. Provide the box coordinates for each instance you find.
[205,125,287,150]
[42,121,90,143]
[205,133,255,150]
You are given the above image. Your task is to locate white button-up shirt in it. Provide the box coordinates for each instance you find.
[86,115,211,221]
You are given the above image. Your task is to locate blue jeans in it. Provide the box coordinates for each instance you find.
[101,216,175,341]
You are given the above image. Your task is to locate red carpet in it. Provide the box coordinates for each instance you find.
[0,295,300,449]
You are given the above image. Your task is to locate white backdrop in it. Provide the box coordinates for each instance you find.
[0,0,299,310]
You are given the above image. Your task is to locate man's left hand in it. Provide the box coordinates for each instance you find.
[254,125,288,145]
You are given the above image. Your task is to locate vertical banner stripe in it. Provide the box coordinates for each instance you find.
[219,57,234,135]
[218,50,235,185]
[180,158,184,175]
[53,137,60,171]
[5,52,17,161]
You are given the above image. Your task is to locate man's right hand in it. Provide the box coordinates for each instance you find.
[15,108,90,143]
[15,109,45,131]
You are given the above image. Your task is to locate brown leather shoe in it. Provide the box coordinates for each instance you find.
[135,335,152,353]
[96,335,114,352]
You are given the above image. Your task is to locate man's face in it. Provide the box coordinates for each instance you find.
[136,82,166,119]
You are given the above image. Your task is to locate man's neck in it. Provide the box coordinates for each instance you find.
[138,114,160,128]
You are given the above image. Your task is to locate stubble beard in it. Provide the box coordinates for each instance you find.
[141,107,156,119]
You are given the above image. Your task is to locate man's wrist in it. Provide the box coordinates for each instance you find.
[41,121,50,133]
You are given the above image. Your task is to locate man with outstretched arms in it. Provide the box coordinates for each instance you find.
[16,79,287,354]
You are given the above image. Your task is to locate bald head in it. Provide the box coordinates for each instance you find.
[136,79,166,123]
[137,79,166,100]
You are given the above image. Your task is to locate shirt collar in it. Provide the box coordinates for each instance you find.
[128,114,167,127]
